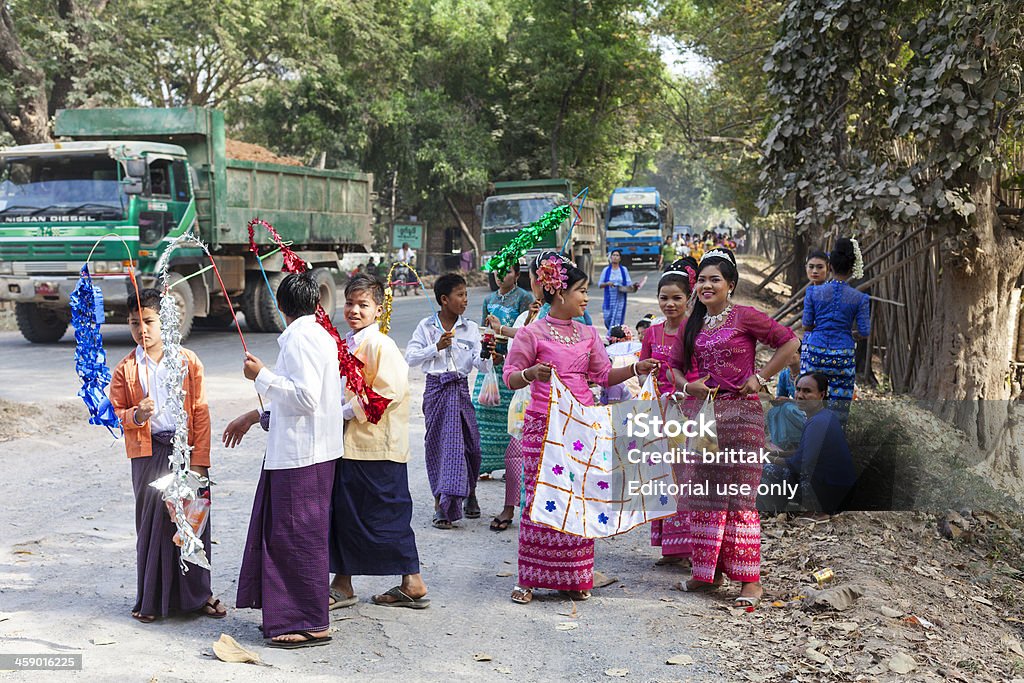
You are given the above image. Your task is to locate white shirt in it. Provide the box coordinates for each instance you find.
[405,314,489,376]
[396,247,415,264]
[255,315,344,470]
[136,346,175,433]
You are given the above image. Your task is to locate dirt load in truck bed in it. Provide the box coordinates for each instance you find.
[225,139,304,167]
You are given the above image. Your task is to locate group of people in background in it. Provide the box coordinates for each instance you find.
[108,231,871,647]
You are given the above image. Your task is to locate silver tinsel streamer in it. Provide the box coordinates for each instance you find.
[151,231,211,572]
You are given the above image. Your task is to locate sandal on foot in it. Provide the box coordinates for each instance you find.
[676,578,724,593]
[431,512,453,530]
[266,630,332,649]
[329,588,358,610]
[131,611,156,623]
[558,590,591,601]
[464,495,481,519]
[735,586,763,610]
[198,598,227,618]
[371,586,431,609]
[489,516,513,532]
[510,586,533,605]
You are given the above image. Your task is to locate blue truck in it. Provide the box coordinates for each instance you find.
[603,187,673,266]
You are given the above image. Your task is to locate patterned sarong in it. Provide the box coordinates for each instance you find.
[801,343,856,421]
[517,412,594,591]
[472,362,515,473]
[423,371,481,522]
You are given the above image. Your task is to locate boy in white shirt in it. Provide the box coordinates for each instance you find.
[405,273,494,528]
[225,272,344,648]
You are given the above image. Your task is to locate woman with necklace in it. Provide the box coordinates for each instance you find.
[640,258,699,565]
[503,252,658,604]
[669,248,798,609]
[474,264,533,476]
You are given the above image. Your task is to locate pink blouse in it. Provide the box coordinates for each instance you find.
[503,317,612,415]
[641,321,699,392]
[669,305,795,394]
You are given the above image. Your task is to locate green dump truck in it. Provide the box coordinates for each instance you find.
[479,179,600,288]
[0,107,373,343]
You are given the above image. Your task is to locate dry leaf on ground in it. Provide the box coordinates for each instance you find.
[212,634,262,665]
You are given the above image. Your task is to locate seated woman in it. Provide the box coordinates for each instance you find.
[762,373,856,514]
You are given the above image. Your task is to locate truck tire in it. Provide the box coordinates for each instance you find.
[310,268,337,322]
[194,310,237,329]
[242,275,265,332]
[15,303,69,344]
[165,272,195,341]
[257,272,288,334]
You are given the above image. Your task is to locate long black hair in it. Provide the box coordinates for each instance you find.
[806,249,829,264]
[681,249,739,370]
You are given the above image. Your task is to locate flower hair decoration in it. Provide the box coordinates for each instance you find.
[851,237,864,279]
[536,255,569,294]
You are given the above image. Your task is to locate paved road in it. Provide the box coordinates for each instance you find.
[0,267,722,682]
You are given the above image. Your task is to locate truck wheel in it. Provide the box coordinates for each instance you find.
[257,272,288,334]
[310,268,337,321]
[165,272,195,341]
[242,276,265,332]
[15,303,69,344]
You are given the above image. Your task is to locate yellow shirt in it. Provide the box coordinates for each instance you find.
[343,324,411,463]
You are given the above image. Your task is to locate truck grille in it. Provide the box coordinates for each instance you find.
[0,243,94,260]
[13,261,81,275]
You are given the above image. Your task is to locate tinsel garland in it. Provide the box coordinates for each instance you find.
[379,261,433,335]
[151,232,213,571]
[247,218,391,424]
[69,265,122,438]
[482,204,572,278]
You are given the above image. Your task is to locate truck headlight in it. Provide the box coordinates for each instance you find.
[0,262,12,275]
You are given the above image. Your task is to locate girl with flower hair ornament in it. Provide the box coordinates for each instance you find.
[502,252,659,604]
[800,237,869,424]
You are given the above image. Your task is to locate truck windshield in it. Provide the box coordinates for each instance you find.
[607,206,659,227]
[483,197,560,228]
[0,154,124,218]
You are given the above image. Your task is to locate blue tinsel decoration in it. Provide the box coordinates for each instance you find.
[70,265,122,437]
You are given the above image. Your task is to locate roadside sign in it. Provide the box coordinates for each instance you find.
[393,223,423,249]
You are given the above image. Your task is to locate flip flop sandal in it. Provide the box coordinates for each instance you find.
[489,516,513,532]
[131,612,156,623]
[266,630,332,649]
[510,586,533,605]
[676,579,724,593]
[329,589,359,610]
[464,496,481,519]
[371,586,431,609]
[431,513,453,530]
[198,598,227,618]
[558,590,591,601]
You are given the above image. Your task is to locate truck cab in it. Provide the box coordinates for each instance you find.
[479,179,599,289]
[0,141,195,342]
[604,187,672,266]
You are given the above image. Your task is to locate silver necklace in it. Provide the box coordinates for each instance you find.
[546,319,581,346]
[704,304,733,328]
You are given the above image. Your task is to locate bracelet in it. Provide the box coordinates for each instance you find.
[521,369,533,384]
[132,408,145,426]
[681,381,690,397]
[631,363,640,378]
[754,373,770,388]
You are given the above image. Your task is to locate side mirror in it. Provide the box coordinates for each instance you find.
[123,178,143,195]
[126,159,146,178]
[475,203,482,219]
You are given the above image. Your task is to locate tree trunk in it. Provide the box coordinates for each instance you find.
[0,5,52,144]
[786,193,809,290]
[915,179,1024,480]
